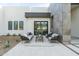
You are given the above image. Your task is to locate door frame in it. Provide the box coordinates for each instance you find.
[34,21,48,35]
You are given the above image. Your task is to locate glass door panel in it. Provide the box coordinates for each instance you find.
[34,21,48,35]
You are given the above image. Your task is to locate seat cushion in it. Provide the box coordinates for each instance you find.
[27,35,33,40]
[21,34,28,37]
[51,33,59,37]
[46,32,53,38]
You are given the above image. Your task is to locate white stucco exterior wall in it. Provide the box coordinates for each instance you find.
[0,7,4,35]
[2,6,30,35]
[0,6,50,35]
[31,7,49,12]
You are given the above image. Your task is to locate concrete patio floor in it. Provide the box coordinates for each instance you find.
[3,36,79,56]
[3,41,78,56]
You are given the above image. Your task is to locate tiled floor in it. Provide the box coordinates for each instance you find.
[67,44,79,53]
[68,38,79,54]
[71,38,79,44]
[3,36,78,56]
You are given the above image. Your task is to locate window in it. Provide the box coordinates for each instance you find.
[19,21,24,30]
[8,21,24,30]
[14,21,18,30]
[8,21,12,30]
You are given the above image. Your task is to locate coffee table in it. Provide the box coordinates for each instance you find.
[35,34,43,42]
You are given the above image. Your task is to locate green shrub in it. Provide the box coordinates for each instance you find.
[18,34,21,36]
[4,40,10,48]
[13,34,17,36]
[6,33,10,36]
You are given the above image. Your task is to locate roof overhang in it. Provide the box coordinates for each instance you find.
[71,3,79,10]
[25,12,51,18]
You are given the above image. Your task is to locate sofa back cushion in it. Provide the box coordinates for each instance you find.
[21,34,28,37]
[46,32,53,38]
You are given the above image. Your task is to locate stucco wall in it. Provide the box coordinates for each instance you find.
[0,6,50,35]
[62,4,71,42]
[0,7,4,35]
[31,7,49,12]
[71,7,79,37]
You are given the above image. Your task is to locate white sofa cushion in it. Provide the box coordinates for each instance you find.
[21,34,33,40]
[48,37,52,40]
[21,34,27,37]
[52,33,59,37]
[27,35,33,40]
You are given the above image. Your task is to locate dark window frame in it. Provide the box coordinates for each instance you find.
[34,21,48,35]
[19,21,24,30]
[14,21,18,30]
[8,21,13,30]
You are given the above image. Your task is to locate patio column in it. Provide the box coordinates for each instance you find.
[62,3,71,43]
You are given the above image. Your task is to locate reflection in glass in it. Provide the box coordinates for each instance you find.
[19,21,24,30]
[14,21,18,30]
[34,21,48,35]
[8,21,12,30]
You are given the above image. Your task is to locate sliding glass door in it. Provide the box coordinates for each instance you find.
[34,21,48,35]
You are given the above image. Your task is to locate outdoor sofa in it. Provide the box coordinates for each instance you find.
[20,32,34,43]
[46,32,62,43]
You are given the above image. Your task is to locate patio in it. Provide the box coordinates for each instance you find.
[3,36,78,56]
